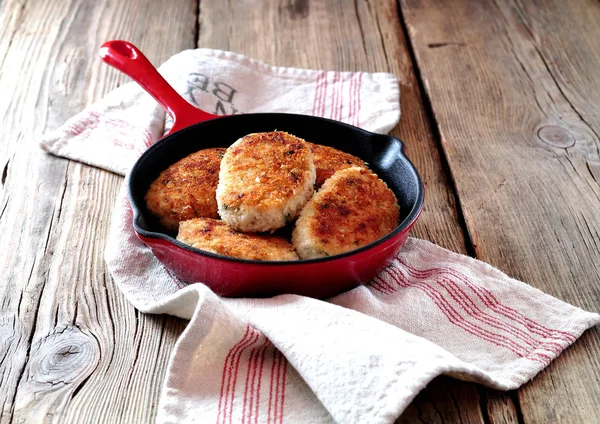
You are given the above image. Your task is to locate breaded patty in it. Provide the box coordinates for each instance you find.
[292,166,399,259]
[306,142,367,188]
[216,131,316,232]
[145,147,226,231]
[177,218,299,261]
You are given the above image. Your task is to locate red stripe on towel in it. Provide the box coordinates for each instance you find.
[401,269,563,354]
[349,73,362,125]
[218,326,252,423]
[385,267,537,359]
[163,267,186,290]
[217,326,259,424]
[319,72,329,117]
[217,326,251,424]
[336,73,344,122]
[312,72,326,117]
[242,337,270,424]
[228,330,260,424]
[272,350,281,424]
[267,349,276,423]
[241,341,260,423]
[370,275,396,295]
[268,349,286,423]
[441,276,564,353]
[278,352,287,424]
[396,259,576,343]
[347,73,356,125]
[355,73,363,126]
[253,341,270,424]
[328,72,339,120]
[372,262,568,364]
[67,110,151,153]
[441,276,560,359]
[390,266,554,363]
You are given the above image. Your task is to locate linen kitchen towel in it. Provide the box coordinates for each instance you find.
[40,48,600,423]
[41,48,399,176]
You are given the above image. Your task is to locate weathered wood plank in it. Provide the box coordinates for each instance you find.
[400,0,600,422]
[0,0,195,422]
[197,0,471,263]
[198,0,486,422]
[483,389,520,424]
[398,377,486,424]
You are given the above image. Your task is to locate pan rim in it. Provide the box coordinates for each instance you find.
[128,113,425,266]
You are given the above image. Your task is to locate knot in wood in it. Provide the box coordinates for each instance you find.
[27,325,99,388]
[281,0,309,19]
[537,125,575,148]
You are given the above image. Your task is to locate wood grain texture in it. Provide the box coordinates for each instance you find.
[3,0,598,422]
[397,377,485,424]
[0,0,194,422]
[198,0,485,422]
[483,389,521,424]
[197,0,470,262]
[400,0,600,422]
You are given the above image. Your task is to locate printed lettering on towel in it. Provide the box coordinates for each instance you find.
[187,72,240,116]
[163,73,241,134]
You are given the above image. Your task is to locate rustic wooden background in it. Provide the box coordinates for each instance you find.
[1,0,599,422]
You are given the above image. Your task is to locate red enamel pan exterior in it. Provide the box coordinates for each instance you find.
[101,40,424,299]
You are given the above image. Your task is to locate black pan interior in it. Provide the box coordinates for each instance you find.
[128,113,424,261]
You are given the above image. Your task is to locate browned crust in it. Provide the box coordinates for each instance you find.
[177,218,298,261]
[219,132,314,211]
[145,147,226,231]
[296,167,399,256]
[306,142,367,188]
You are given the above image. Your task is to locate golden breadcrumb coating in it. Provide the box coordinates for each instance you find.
[306,142,367,188]
[292,166,399,259]
[145,148,226,231]
[177,218,299,261]
[217,131,316,232]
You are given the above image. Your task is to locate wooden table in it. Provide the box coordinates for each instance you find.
[2,0,599,422]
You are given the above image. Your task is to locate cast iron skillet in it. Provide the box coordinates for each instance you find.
[100,40,424,299]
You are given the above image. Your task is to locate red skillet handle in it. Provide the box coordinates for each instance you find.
[99,40,218,135]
